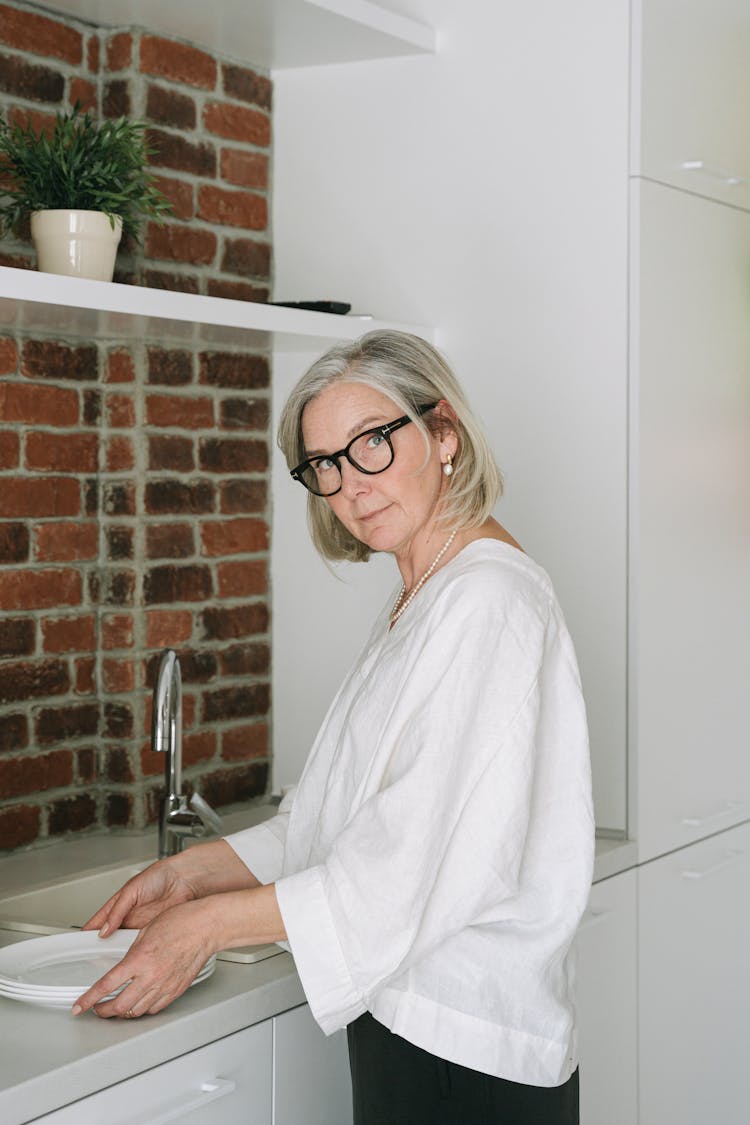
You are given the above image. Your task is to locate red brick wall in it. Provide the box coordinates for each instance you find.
[0,2,272,851]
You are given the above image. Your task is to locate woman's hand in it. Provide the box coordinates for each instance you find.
[72,898,219,1018]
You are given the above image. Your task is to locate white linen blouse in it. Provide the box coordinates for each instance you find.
[225,539,595,1087]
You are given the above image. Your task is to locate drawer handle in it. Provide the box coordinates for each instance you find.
[681,160,746,186]
[146,1077,237,1124]
[681,850,744,881]
[577,908,612,932]
[681,799,742,829]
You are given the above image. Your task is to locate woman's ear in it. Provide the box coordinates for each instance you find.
[432,400,459,457]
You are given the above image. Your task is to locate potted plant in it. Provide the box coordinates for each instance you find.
[0,104,171,282]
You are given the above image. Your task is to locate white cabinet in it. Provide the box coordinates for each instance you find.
[638,819,750,1125]
[34,1021,273,1124]
[634,0,750,210]
[576,870,638,1125]
[273,1004,352,1125]
[630,179,750,860]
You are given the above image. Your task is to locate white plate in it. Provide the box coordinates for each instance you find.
[0,931,216,999]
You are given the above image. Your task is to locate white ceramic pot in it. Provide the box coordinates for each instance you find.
[31,209,123,282]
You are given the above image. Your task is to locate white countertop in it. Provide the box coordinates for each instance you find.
[0,803,636,1122]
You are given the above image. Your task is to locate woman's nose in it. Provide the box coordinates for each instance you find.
[339,459,370,497]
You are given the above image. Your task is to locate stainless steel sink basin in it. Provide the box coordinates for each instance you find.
[0,860,282,963]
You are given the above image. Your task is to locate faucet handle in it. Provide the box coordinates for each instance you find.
[189,792,223,837]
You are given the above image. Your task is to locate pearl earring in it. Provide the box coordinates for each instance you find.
[443,455,453,477]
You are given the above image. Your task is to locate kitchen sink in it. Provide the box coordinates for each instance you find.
[0,860,282,963]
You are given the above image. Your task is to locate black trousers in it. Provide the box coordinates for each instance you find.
[347,1012,579,1125]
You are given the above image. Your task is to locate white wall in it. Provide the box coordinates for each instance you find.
[270,1,631,829]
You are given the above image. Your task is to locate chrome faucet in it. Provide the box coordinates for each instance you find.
[152,649,222,859]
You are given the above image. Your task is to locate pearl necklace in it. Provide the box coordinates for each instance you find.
[390,530,457,625]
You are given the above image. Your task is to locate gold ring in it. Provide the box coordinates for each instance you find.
[125,1008,136,1018]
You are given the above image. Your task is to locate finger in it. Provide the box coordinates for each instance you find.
[71,964,134,1016]
[93,981,162,1021]
[84,886,141,936]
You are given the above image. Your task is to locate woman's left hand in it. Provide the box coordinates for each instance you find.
[71,897,218,1019]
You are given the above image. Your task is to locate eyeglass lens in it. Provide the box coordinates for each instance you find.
[300,429,393,495]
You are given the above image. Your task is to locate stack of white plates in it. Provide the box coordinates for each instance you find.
[0,930,216,1009]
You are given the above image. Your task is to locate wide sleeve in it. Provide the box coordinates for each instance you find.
[223,786,296,885]
[275,584,575,1034]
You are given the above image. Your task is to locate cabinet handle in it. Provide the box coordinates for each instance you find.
[577,908,612,932]
[681,799,742,829]
[144,1077,236,1124]
[681,160,746,186]
[681,849,744,881]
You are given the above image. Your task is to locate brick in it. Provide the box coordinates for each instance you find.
[145,609,192,647]
[102,613,134,650]
[0,805,40,850]
[0,568,81,611]
[0,750,73,798]
[146,523,194,559]
[106,32,132,71]
[142,269,199,294]
[217,559,267,598]
[143,564,212,604]
[200,437,267,474]
[221,64,272,110]
[0,522,29,563]
[106,526,134,561]
[145,222,217,265]
[103,78,130,119]
[0,428,18,468]
[106,435,135,472]
[183,729,216,766]
[145,479,214,515]
[42,614,96,654]
[202,682,269,722]
[0,617,34,657]
[199,352,269,390]
[148,434,194,472]
[36,702,99,744]
[197,184,267,231]
[102,657,134,693]
[222,721,268,761]
[146,128,216,177]
[179,650,217,683]
[203,101,270,146]
[69,77,97,112]
[105,793,133,827]
[146,393,214,429]
[92,568,135,607]
[25,431,98,472]
[83,389,101,426]
[0,659,69,704]
[74,656,96,695]
[0,5,83,64]
[7,106,57,140]
[0,382,78,426]
[206,279,268,303]
[102,482,135,516]
[104,701,133,738]
[219,643,270,678]
[22,340,98,382]
[107,349,135,384]
[0,53,64,102]
[48,793,97,835]
[146,84,197,130]
[152,175,193,222]
[0,713,28,753]
[0,250,33,270]
[219,397,269,432]
[221,237,271,279]
[87,34,100,73]
[34,521,97,563]
[199,762,269,807]
[201,517,268,557]
[105,392,135,428]
[147,347,193,385]
[220,148,268,190]
[0,478,80,519]
[140,35,217,90]
[0,336,18,374]
[201,601,268,641]
[105,747,133,783]
[76,747,96,783]
[220,479,267,514]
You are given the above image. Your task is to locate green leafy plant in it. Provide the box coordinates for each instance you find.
[0,104,172,242]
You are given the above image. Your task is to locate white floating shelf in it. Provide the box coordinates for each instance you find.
[40,0,436,69]
[0,267,430,352]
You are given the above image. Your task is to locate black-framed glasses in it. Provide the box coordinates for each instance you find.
[291,401,438,496]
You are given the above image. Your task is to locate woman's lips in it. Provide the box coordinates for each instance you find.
[357,505,390,522]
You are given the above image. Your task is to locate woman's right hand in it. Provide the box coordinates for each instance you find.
[81,858,198,936]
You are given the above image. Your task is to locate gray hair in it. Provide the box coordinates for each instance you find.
[277,330,503,562]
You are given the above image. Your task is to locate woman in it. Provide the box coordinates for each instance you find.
[74,331,594,1124]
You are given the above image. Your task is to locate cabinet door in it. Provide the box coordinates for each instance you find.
[576,870,638,1125]
[638,820,750,1125]
[273,1004,352,1125]
[634,0,750,210]
[35,1021,272,1124]
[632,179,750,860]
